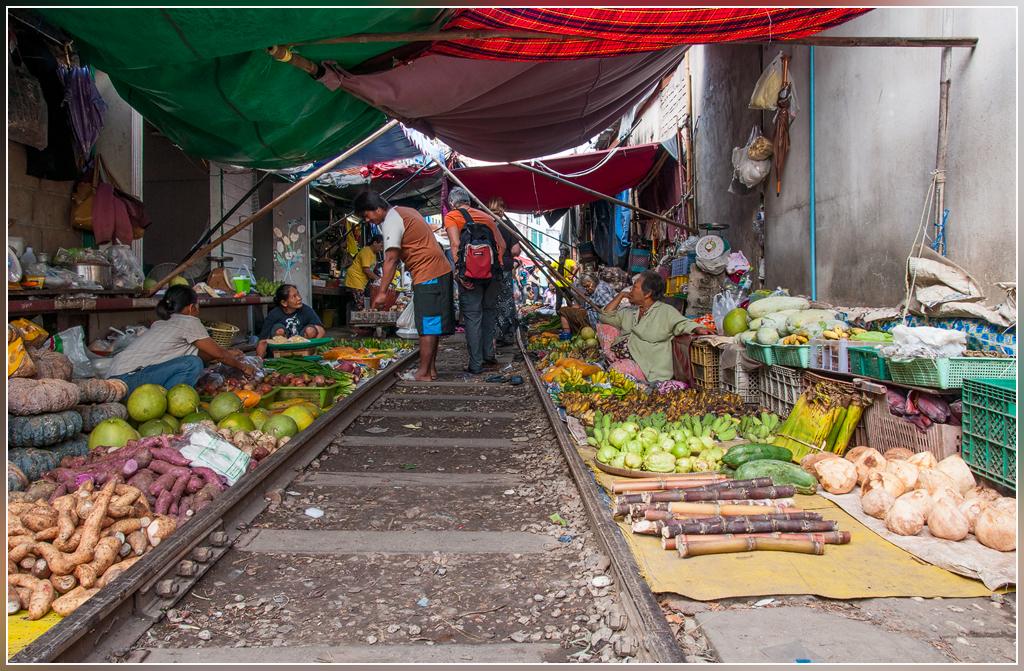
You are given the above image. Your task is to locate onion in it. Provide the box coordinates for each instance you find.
[886,497,925,536]
[814,458,857,494]
[906,451,937,470]
[862,472,906,499]
[935,455,976,495]
[862,488,896,519]
[882,447,915,462]
[974,507,1016,551]
[915,468,956,494]
[885,459,920,491]
[927,496,969,541]
[957,498,988,534]
[852,448,887,486]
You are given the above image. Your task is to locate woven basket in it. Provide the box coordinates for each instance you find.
[368,282,399,311]
[204,321,239,348]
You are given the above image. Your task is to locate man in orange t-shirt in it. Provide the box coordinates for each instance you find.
[443,187,506,374]
[354,190,453,381]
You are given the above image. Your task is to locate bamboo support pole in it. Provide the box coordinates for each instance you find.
[144,119,400,297]
[676,537,825,558]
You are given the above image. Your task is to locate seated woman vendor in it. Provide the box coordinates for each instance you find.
[558,271,618,335]
[109,285,257,394]
[598,270,714,382]
[255,284,326,358]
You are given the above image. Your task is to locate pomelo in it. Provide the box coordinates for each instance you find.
[143,278,157,290]
[580,326,596,340]
[139,419,174,437]
[218,412,255,431]
[298,402,323,419]
[209,392,243,422]
[584,338,599,348]
[247,408,271,431]
[262,414,299,439]
[180,411,212,426]
[723,308,749,337]
[88,418,141,451]
[126,384,168,422]
[169,276,189,287]
[166,383,201,418]
[159,414,181,432]
[281,406,315,432]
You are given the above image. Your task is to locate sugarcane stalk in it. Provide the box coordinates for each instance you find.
[662,530,851,550]
[833,397,868,456]
[665,519,839,537]
[676,537,825,558]
[666,502,802,516]
[645,509,820,522]
[641,485,796,503]
[618,478,773,500]
[631,520,666,535]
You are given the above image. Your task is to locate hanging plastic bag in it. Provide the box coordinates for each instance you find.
[107,245,145,290]
[396,298,417,340]
[39,326,95,379]
[732,126,772,188]
[712,291,743,335]
[750,52,786,110]
[8,57,48,150]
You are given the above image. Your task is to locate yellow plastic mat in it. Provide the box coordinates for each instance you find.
[8,610,63,659]
[573,438,993,601]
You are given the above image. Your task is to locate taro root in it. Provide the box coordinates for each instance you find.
[844,446,872,463]
[915,468,956,495]
[814,458,857,495]
[928,496,969,541]
[862,472,906,500]
[974,507,1016,552]
[882,447,915,462]
[929,485,964,509]
[898,489,933,520]
[988,497,1017,518]
[906,450,938,470]
[957,498,988,534]
[851,448,887,486]
[885,459,920,491]
[935,455,976,495]
[801,452,841,476]
[886,497,926,536]
[862,488,896,520]
[964,486,1001,504]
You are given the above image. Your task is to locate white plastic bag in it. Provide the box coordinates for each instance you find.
[39,326,95,379]
[750,52,786,110]
[732,126,772,188]
[891,325,967,358]
[176,424,251,486]
[712,291,743,335]
[107,245,145,290]
[396,298,417,340]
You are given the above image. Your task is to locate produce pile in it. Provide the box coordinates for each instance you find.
[564,387,759,426]
[886,388,961,431]
[588,412,734,474]
[254,277,284,297]
[771,377,870,462]
[263,357,357,395]
[806,448,1016,552]
[723,296,894,347]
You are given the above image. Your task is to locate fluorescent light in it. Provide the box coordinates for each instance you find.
[309,194,322,203]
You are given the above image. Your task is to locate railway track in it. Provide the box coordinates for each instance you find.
[11,335,684,664]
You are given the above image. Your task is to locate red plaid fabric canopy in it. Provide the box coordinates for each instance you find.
[429,8,870,61]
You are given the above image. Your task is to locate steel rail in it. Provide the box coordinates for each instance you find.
[10,348,420,663]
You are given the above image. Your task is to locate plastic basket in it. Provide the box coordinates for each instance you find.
[275,383,340,408]
[758,365,803,419]
[721,363,760,404]
[773,343,811,368]
[864,395,962,460]
[671,257,692,277]
[808,338,852,374]
[848,345,890,381]
[744,341,776,366]
[204,321,240,348]
[960,378,1016,490]
[629,249,651,272]
[886,356,1016,389]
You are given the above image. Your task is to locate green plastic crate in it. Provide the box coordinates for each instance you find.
[773,343,811,368]
[960,378,1016,490]
[744,341,776,366]
[886,356,1016,389]
[847,345,891,381]
[274,383,340,408]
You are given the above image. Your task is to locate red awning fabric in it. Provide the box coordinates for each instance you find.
[516,256,536,267]
[451,144,662,213]
[430,8,871,61]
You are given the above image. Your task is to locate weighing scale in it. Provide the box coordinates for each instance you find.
[696,222,730,259]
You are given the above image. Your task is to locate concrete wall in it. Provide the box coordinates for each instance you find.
[689,8,1016,307]
[8,140,82,255]
[210,165,257,278]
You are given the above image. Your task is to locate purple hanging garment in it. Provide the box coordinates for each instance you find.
[58,66,108,164]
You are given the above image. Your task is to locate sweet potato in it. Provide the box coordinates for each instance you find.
[54,527,82,553]
[8,591,22,615]
[8,516,32,537]
[146,516,177,546]
[95,555,141,590]
[21,508,59,532]
[20,557,37,571]
[8,559,18,575]
[179,495,193,515]
[7,574,55,620]
[191,467,226,491]
[23,482,59,502]
[126,469,157,494]
[193,482,222,505]
[155,490,175,516]
[148,460,191,479]
[251,445,271,462]
[31,558,51,580]
[112,485,142,507]
[148,472,177,497]
[9,535,35,549]
[133,497,152,519]
[51,573,77,594]
[149,448,191,467]
[106,504,133,518]
[185,476,204,494]
[127,530,146,556]
[40,479,117,573]
[74,536,121,588]
[46,483,69,504]
[51,585,99,617]
[101,518,144,538]
[8,502,38,516]
[34,527,59,542]
[168,499,179,516]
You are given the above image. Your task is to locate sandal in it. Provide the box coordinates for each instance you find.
[509,376,524,386]
[485,375,509,383]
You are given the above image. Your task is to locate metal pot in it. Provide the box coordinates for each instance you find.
[63,262,112,289]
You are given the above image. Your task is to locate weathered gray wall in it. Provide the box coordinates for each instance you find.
[7,140,82,254]
[690,8,1016,307]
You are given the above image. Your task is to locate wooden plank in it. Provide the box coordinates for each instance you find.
[140,643,567,664]
[399,381,506,388]
[362,410,518,419]
[297,471,525,487]
[382,393,518,402]
[335,436,516,449]
[237,529,557,554]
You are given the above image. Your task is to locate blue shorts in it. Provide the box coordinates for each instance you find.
[412,272,455,336]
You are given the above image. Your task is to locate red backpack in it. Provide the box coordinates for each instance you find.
[455,208,498,281]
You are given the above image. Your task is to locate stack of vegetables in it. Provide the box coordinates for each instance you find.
[263,358,357,398]
[566,386,758,426]
[806,448,1015,552]
[771,377,871,462]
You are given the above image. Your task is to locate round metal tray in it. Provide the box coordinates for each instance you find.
[594,461,723,479]
[266,337,333,350]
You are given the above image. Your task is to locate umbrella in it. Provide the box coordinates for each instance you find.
[773,56,791,196]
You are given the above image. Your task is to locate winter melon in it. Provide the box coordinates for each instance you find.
[755,327,781,345]
[747,297,810,320]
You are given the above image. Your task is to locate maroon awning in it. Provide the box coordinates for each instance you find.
[450,144,663,213]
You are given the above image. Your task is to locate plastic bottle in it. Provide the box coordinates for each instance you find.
[20,247,36,266]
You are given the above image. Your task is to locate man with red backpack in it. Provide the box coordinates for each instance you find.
[443,187,506,374]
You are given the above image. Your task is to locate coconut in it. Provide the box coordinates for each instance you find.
[935,454,976,495]
[885,497,925,536]
[927,496,970,541]
[964,486,1001,504]
[814,458,857,494]
[929,485,964,510]
[882,447,915,462]
[915,468,957,494]
[885,459,920,491]
[801,452,841,476]
[851,448,887,486]
[862,472,906,499]
[844,446,872,463]
[898,489,933,520]
[862,488,896,520]
[974,507,1017,551]
[989,497,1017,518]
[906,451,937,470]
[957,498,988,534]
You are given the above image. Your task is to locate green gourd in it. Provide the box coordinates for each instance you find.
[8,410,84,448]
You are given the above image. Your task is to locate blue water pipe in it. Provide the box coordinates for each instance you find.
[809,46,817,301]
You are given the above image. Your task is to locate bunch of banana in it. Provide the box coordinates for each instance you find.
[780,334,809,346]
[255,277,283,297]
[562,367,586,386]
[560,391,597,418]
[738,411,781,443]
[822,326,853,340]
[589,370,607,385]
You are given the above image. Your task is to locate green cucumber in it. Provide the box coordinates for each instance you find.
[734,459,818,495]
[722,443,793,468]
